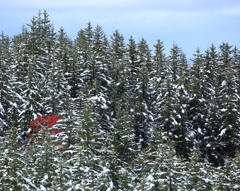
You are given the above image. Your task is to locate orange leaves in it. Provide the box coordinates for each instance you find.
[28,114,64,138]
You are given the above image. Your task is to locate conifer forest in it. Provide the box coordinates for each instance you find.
[1,11,240,190]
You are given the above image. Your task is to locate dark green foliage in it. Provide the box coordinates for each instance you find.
[0,32,12,132]
[1,10,240,190]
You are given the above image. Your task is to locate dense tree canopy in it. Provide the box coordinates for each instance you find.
[0,11,240,190]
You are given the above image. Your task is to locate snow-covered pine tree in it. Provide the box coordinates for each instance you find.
[202,45,224,166]
[0,126,31,190]
[188,48,206,150]
[126,35,138,99]
[183,145,213,190]
[24,121,62,190]
[228,151,240,189]
[149,39,167,119]
[232,46,240,80]
[108,94,139,189]
[74,29,88,64]
[44,27,71,115]
[217,43,240,160]
[156,44,191,159]
[172,50,192,160]
[70,99,110,190]
[143,133,184,191]
[25,10,54,94]
[0,32,12,132]
[80,24,112,132]
[12,11,55,138]
[7,30,28,133]
[131,38,152,149]
[212,156,236,190]
[109,30,129,119]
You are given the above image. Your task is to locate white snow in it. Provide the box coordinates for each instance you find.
[220,108,227,112]
[220,128,227,136]
[221,80,227,86]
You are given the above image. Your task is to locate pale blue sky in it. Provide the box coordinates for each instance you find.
[1,0,240,58]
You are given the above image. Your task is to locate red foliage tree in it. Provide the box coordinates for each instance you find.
[28,114,64,138]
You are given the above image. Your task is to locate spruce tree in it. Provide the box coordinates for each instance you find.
[183,146,213,190]
[109,30,129,118]
[108,94,139,189]
[203,45,224,166]
[13,11,55,138]
[44,27,71,115]
[149,39,167,118]
[0,32,12,132]
[218,57,240,159]
[24,122,62,190]
[173,51,192,159]
[0,127,30,190]
[80,24,112,132]
[189,48,206,149]
[130,37,152,149]
[70,100,110,190]
[156,44,191,159]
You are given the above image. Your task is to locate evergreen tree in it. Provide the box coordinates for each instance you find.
[70,100,110,190]
[126,36,138,96]
[156,44,191,159]
[24,123,62,189]
[149,39,167,118]
[189,48,206,148]
[109,30,129,119]
[212,156,238,190]
[0,127,30,190]
[0,32,12,132]
[110,95,138,160]
[219,42,233,67]
[202,45,224,166]
[173,51,192,159]
[130,37,152,148]
[12,11,55,138]
[7,32,27,132]
[44,27,71,115]
[218,59,240,159]
[81,24,112,131]
[108,94,139,189]
[145,136,184,191]
[183,146,213,190]
[232,46,240,78]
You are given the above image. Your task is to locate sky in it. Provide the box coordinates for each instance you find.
[1,0,240,58]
